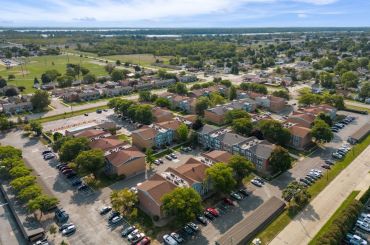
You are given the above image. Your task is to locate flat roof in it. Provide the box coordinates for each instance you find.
[216,196,285,245]
[349,123,370,141]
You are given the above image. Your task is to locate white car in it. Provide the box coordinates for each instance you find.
[251,179,262,187]
[127,229,139,240]
[62,225,76,236]
[361,213,370,219]
[163,234,179,245]
[356,220,370,232]
[110,215,123,224]
[347,234,368,245]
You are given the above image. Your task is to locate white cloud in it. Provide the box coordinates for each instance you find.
[293,0,338,5]
[297,13,308,18]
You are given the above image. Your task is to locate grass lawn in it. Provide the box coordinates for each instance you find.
[345,104,370,113]
[0,54,109,94]
[117,134,131,143]
[102,54,172,67]
[254,134,370,244]
[36,105,108,124]
[309,190,360,244]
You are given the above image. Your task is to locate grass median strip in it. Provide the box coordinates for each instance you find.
[309,190,360,244]
[254,134,370,244]
[35,105,108,124]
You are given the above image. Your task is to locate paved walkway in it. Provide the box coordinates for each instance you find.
[270,145,370,245]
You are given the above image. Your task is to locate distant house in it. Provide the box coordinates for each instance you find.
[161,93,197,114]
[0,95,33,114]
[178,75,197,83]
[246,92,286,112]
[105,146,146,177]
[89,136,128,155]
[204,98,256,125]
[188,85,228,98]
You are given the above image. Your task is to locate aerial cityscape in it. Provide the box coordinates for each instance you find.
[0,1,369,245]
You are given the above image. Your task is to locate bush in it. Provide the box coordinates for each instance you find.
[359,186,370,204]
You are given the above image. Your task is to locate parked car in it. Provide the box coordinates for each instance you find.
[62,225,76,236]
[99,206,112,215]
[110,215,123,225]
[158,159,164,164]
[62,169,73,175]
[332,152,344,159]
[230,192,243,200]
[346,233,368,245]
[356,220,370,232]
[96,109,102,114]
[322,164,331,170]
[170,153,177,159]
[59,223,74,232]
[122,226,136,237]
[163,234,179,245]
[42,150,52,155]
[56,163,67,169]
[170,232,184,243]
[182,225,195,235]
[77,184,88,191]
[71,179,82,187]
[165,155,173,161]
[84,113,88,116]
[136,237,151,245]
[128,229,140,240]
[206,207,219,217]
[325,160,335,165]
[239,188,249,197]
[187,222,199,232]
[131,233,145,244]
[251,179,262,187]
[223,197,235,206]
[43,154,55,160]
[204,211,215,220]
[108,211,120,221]
[154,160,161,166]
[196,215,208,225]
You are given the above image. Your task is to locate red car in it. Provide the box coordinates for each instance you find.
[223,198,235,206]
[206,207,219,217]
[136,237,150,245]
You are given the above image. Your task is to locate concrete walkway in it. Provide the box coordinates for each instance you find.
[270,145,370,245]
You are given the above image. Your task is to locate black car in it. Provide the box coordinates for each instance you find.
[59,223,74,232]
[99,206,112,215]
[183,225,194,235]
[239,188,249,197]
[42,150,52,155]
[196,215,208,225]
[255,177,265,184]
[56,163,67,170]
[322,164,331,170]
[77,184,88,191]
[121,226,136,237]
[325,160,335,165]
[71,179,82,187]
[108,211,120,221]
[66,172,77,179]
[204,211,215,220]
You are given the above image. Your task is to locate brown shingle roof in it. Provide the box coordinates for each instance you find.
[89,136,125,151]
[289,125,311,138]
[157,120,182,130]
[138,174,176,205]
[166,158,208,185]
[132,127,157,140]
[106,147,145,167]
[74,129,106,138]
[202,150,233,163]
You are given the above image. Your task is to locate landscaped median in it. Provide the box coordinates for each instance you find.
[253,134,370,244]
[35,105,108,124]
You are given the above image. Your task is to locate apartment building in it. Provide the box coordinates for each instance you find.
[131,122,176,150]
[283,122,312,150]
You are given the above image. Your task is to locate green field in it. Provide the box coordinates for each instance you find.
[0,54,109,94]
[102,54,172,67]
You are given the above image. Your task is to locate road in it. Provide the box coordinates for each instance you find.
[270,145,370,245]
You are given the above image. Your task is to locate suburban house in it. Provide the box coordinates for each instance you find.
[105,145,146,177]
[287,112,316,128]
[102,86,133,97]
[0,95,33,114]
[283,122,312,150]
[131,123,176,150]
[152,107,174,123]
[246,92,286,112]
[202,150,233,164]
[137,157,211,221]
[89,136,128,155]
[198,125,275,172]
[178,75,197,83]
[153,79,176,88]
[300,104,337,119]
[204,99,257,125]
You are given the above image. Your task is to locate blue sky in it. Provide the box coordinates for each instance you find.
[0,0,369,27]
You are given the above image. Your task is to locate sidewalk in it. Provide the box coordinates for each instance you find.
[270,145,370,245]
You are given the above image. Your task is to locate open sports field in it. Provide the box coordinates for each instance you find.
[0,54,109,94]
[102,54,172,66]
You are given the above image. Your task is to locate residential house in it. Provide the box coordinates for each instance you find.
[66,129,110,140]
[105,145,146,177]
[202,150,233,164]
[152,107,174,123]
[283,122,312,150]
[0,95,33,114]
[102,86,133,97]
[287,112,316,128]
[246,92,286,112]
[178,75,197,83]
[89,136,128,155]
[204,98,256,125]
[188,85,228,98]
[162,93,197,114]
[131,123,175,150]
[153,79,176,89]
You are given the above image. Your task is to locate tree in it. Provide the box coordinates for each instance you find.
[59,137,90,162]
[161,187,203,224]
[359,82,370,99]
[228,85,237,100]
[110,188,138,216]
[192,117,204,130]
[155,97,170,108]
[9,165,32,179]
[209,92,226,106]
[75,149,105,178]
[228,155,254,180]
[0,146,22,160]
[105,64,115,74]
[341,71,358,88]
[57,75,73,88]
[111,69,124,82]
[29,121,43,136]
[311,119,333,143]
[206,162,236,193]
[232,118,253,136]
[298,93,322,106]
[225,109,250,123]
[174,82,188,95]
[258,120,291,146]
[116,60,121,66]
[317,113,332,126]
[319,72,335,89]
[27,195,59,213]
[268,146,292,173]
[0,116,13,131]
[10,175,37,192]
[4,86,19,97]
[272,90,290,100]
[289,189,311,215]
[31,90,50,111]
[145,148,155,169]
[18,184,42,202]
[41,70,61,83]
[80,67,90,76]
[176,123,189,142]
[134,105,153,124]
[0,76,7,88]
[195,97,210,116]
[139,91,152,102]
[83,73,96,84]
